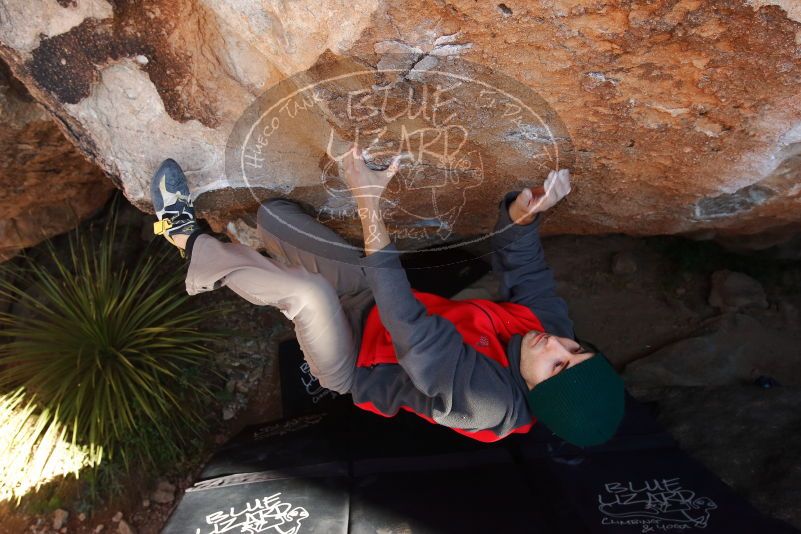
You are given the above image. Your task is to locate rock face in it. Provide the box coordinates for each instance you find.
[708,269,769,311]
[0,60,113,260]
[623,313,801,387]
[0,1,800,248]
[635,386,801,529]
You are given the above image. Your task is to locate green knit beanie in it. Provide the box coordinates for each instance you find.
[526,353,624,447]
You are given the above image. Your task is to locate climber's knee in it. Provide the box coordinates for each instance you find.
[297,272,338,313]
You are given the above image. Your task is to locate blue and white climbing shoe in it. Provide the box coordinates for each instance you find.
[150,158,199,257]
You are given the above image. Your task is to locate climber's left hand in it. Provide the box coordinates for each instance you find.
[509,168,572,225]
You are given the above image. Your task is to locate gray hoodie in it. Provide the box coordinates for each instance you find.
[349,192,574,441]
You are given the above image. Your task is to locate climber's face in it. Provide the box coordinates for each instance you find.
[519,330,595,389]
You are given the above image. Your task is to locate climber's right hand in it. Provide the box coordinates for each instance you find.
[509,168,572,225]
[340,143,401,201]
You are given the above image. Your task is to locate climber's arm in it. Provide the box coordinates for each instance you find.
[491,170,575,339]
[343,146,476,396]
[341,144,524,433]
[357,197,391,256]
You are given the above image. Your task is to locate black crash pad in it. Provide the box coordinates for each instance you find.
[521,447,796,534]
[172,378,798,533]
[349,459,550,533]
[163,467,349,534]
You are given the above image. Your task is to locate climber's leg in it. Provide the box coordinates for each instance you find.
[256,199,369,297]
[185,234,357,393]
[257,198,377,358]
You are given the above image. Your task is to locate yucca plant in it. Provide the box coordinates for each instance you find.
[0,206,221,499]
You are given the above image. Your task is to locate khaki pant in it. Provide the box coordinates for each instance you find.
[185,199,373,393]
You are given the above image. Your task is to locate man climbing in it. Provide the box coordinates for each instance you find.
[150,146,624,447]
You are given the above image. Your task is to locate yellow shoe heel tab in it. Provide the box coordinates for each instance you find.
[153,219,173,236]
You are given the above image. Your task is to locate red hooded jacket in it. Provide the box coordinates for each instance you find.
[355,291,544,441]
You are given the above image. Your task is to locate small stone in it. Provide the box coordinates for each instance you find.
[611,251,638,275]
[222,406,236,420]
[117,520,136,534]
[112,512,123,523]
[708,270,768,311]
[779,301,799,326]
[141,499,150,508]
[151,480,176,504]
[94,525,105,533]
[78,513,86,522]
[53,509,69,530]
[60,528,67,533]
[235,379,251,394]
[135,55,149,65]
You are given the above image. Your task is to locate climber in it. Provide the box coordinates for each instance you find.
[149,147,625,446]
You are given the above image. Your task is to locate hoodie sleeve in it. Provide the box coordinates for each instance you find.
[490,192,575,339]
[360,247,528,434]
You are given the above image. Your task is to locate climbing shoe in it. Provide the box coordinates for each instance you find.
[150,158,199,257]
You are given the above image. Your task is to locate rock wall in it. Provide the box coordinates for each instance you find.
[0,0,799,248]
[0,59,112,260]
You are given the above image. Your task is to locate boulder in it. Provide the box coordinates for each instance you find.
[709,269,769,311]
[150,479,176,504]
[117,520,136,534]
[0,1,800,249]
[52,509,68,530]
[634,385,801,529]
[623,313,801,386]
[0,59,113,260]
[611,250,638,275]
